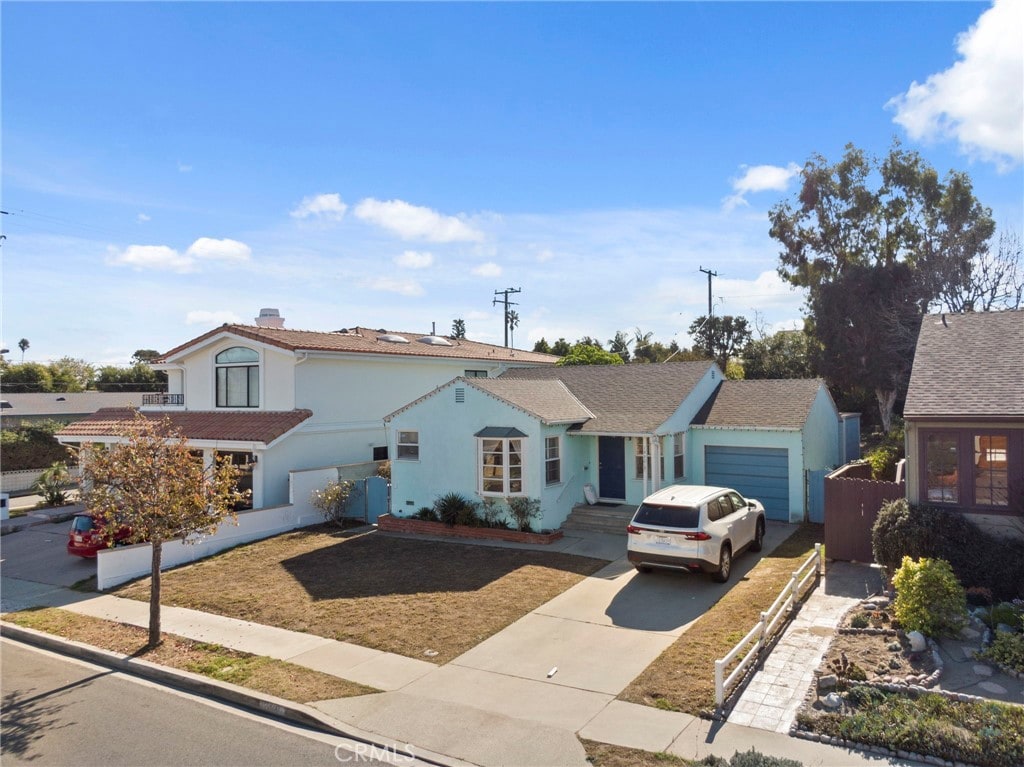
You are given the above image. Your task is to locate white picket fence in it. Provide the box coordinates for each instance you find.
[714,543,824,708]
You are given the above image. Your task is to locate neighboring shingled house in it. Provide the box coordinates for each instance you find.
[385,364,844,529]
[904,310,1024,538]
[0,392,146,428]
[57,315,557,509]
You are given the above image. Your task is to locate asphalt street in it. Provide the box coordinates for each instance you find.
[0,639,426,767]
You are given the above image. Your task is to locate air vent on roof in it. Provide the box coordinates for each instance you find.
[378,334,410,344]
[455,387,465,403]
[417,336,453,346]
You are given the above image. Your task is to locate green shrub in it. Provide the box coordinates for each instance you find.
[865,443,900,481]
[433,492,478,527]
[478,497,510,529]
[0,421,73,472]
[850,612,870,629]
[375,461,391,481]
[980,602,1024,631]
[978,631,1024,674]
[872,501,1024,601]
[506,496,541,532]
[892,556,968,637]
[412,507,438,521]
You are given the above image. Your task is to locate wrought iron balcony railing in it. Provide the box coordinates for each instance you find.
[142,393,184,406]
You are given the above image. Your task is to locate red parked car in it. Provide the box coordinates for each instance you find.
[67,513,132,558]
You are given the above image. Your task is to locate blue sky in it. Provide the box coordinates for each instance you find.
[2,1,1021,366]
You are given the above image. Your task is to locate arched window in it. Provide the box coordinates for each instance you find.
[215,347,259,407]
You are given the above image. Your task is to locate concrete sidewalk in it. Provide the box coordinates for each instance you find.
[1,526,920,766]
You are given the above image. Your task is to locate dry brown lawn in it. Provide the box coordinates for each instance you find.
[619,524,821,716]
[581,739,696,767]
[5,607,375,703]
[116,525,606,664]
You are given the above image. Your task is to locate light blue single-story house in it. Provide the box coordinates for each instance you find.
[385,363,845,530]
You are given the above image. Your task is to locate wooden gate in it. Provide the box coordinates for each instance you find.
[824,466,904,562]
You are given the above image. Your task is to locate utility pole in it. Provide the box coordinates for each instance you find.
[699,266,718,358]
[492,287,522,348]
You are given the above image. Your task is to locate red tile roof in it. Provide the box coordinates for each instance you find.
[57,408,313,445]
[158,325,558,365]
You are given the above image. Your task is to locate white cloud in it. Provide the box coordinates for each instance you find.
[177,161,192,173]
[107,238,251,273]
[535,248,555,263]
[186,309,243,325]
[472,262,502,278]
[354,198,484,242]
[291,193,348,221]
[722,163,801,211]
[887,0,1023,169]
[106,244,194,273]
[364,277,424,296]
[136,213,151,223]
[185,237,252,263]
[395,250,434,269]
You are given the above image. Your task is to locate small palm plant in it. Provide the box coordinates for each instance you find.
[32,462,72,507]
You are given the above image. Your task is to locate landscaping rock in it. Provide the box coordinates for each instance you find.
[959,626,980,640]
[995,623,1015,635]
[908,630,927,652]
[822,692,843,709]
[817,674,837,690]
[978,681,1007,695]
[972,664,993,677]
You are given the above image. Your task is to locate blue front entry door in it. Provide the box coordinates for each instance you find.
[598,436,626,500]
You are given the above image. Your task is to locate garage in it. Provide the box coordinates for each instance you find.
[705,445,789,521]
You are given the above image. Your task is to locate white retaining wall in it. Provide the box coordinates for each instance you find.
[95,464,347,591]
[1,467,81,494]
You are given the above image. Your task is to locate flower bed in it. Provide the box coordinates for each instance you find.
[377,513,563,545]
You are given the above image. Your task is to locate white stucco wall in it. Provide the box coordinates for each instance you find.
[178,338,296,411]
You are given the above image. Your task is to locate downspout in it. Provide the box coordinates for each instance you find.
[652,435,663,492]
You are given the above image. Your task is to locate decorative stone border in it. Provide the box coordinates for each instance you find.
[376,513,563,545]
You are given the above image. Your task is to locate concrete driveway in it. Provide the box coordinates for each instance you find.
[314,522,795,765]
[1,519,97,612]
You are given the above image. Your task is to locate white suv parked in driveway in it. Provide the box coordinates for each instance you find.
[626,484,766,582]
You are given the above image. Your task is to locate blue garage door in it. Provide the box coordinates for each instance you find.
[705,446,789,521]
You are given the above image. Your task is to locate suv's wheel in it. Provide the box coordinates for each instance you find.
[712,544,732,582]
[750,517,765,552]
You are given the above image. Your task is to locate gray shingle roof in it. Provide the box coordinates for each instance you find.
[467,378,593,424]
[0,392,146,418]
[499,362,715,433]
[904,310,1024,419]
[691,379,827,429]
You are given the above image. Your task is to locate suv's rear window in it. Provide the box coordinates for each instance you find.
[71,516,94,533]
[632,503,700,529]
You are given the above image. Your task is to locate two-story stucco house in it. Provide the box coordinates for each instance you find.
[57,312,557,509]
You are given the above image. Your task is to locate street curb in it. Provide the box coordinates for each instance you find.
[0,621,466,767]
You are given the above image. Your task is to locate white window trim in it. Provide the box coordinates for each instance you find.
[544,435,562,486]
[396,430,420,461]
[477,437,527,496]
[214,346,261,409]
[634,438,652,480]
[674,431,686,479]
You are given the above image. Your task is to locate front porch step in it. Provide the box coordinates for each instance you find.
[561,504,634,535]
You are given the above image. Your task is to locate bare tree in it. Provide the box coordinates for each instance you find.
[937,230,1023,313]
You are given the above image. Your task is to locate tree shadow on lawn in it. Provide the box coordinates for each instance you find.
[280,532,606,601]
